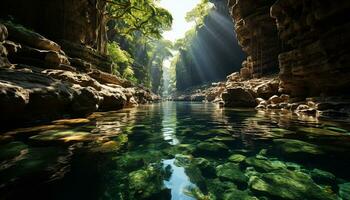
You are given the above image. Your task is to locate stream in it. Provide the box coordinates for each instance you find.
[1,102,350,200]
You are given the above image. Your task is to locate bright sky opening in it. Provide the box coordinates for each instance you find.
[159,0,201,42]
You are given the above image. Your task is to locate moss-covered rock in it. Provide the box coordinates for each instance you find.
[244,157,286,172]
[310,168,336,185]
[128,164,165,199]
[228,154,246,163]
[216,163,248,189]
[339,182,350,200]
[223,188,258,200]
[249,170,337,200]
[273,139,324,155]
[193,141,229,157]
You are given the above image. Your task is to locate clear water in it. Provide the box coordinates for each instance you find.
[1,102,350,200]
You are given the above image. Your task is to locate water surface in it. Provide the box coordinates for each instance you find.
[1,102,350,200]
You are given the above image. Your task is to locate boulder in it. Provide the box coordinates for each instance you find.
[216,163,248,188]
[223,188,258,200]
[98,85,126,111]
[4,21,61,52]
[249,170,337,200]
[228,154,246,163]
[193,141,229,157]
[244,157,286,172]
[129,165,165,199]
[273,139,324,156]
[222,87,257,107]
[42,69,102,90]
[339,182,350,200]
[0,23,8,42]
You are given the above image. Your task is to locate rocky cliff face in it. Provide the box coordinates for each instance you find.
[0,0,111,72]
[271,0,350,97]
[222,0,350,118]
[228,0,282,79]
[0,22,158,129]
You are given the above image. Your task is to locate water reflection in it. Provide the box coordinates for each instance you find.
[163,158,195,200]
[161,102,179,145]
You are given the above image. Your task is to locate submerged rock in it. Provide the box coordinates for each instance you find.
[339,182,350,200]
[228,154,246,163]
[216,163,248,188]
[193,141,229,157]
[273,139,324,155]
[223,188,258,200]
[310,168,336,185]
[249,170,336,200]
[244,157,286,172]
[128,165,165,199]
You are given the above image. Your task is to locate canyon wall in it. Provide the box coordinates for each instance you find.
[228,0,282,79]
[228,0,350,97]
[0,0,112,72]
[271,0,350,97]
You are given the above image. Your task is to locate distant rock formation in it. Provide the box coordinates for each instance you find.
[228,0,282,79]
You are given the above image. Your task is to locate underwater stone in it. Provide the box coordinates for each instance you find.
[228,154,246,163]
[339,182,350,200]
[310,168,336,185]
[193,157,216,178]
[52,118,90,125]
[244,157,286,172]
[223,188,258,200]
[128,165,164,199]
[216,163,248,189]
[193,141,229,157]
[249,170,337,200]
[273,139,324,155]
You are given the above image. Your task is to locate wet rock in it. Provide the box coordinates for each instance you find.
[71,85,100,114]
[223,188,258,200]
[267,95,284,104]
[338,182,350,200]
[98,85,126,111]
[0,23,8,42]
[207,178,237,199]
[244,157,286,173]
[222,87,257,107]
[310,168,336,185]
[29,129,93,144]
[299,127,345,136]
[249,170,336,200]
[92,141,121,153]
[52,118,90,125]
[115,154,145,172]
[193,141,229,157]
[273,139,324,155]
[228,154,246,163]
[0,141,28,160]
[216,163,248,188]
[193,157,216,178]
[129,165,165,199]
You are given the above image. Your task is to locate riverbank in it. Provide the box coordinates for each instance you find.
[0,22,159,128]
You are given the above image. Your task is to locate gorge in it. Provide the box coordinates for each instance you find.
[1,0,350,200]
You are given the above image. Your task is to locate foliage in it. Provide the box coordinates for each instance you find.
[107,42,137,83]
[105,0,174,92]
[185,0,212,27]
[106,0,172,38]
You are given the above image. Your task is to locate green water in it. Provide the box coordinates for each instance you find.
[1,102,350,200]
